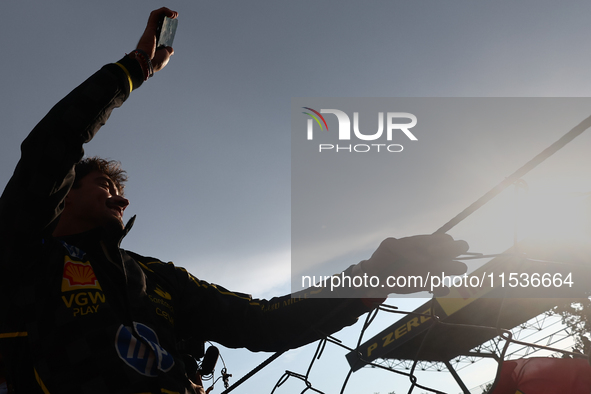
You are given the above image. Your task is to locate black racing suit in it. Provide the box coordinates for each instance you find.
[0,56,373,393]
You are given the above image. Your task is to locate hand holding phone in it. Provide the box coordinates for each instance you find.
[136,8,178,73]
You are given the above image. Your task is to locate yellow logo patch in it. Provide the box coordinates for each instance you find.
[61,257,102,292]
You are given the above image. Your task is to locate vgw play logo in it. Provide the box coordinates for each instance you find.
[302,107,417,153]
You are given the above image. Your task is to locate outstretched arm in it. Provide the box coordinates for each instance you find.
[169,234,469,353]
[361,234,469,297]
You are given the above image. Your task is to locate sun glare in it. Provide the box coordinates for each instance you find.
[517,189,591,244]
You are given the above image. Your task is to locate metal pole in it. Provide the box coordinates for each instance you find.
[220,351,285,394]
[434,113,591,235]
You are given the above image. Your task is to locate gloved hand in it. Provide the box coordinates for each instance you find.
[361,234,469,296]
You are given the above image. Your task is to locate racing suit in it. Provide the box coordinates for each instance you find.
[0,56,374,393]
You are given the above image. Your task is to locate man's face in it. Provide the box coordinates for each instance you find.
[64,171,130,232]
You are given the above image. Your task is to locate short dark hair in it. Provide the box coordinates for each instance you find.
[73,157,128,195]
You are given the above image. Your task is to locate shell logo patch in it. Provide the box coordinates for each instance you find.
[61,257,102,292]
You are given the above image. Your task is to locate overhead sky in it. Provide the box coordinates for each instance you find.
[2,1,591,393]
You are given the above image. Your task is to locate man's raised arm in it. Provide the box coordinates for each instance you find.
[0,8,177,237]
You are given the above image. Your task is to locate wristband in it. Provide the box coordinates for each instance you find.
[128,49,154,81]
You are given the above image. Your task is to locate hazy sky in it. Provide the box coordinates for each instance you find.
[2,1,591,393]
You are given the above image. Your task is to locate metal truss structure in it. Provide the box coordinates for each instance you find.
[369,308,583,374]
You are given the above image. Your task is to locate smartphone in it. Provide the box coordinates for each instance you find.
[156,16,178,49]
